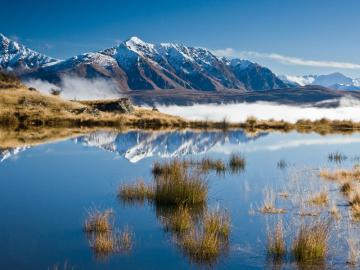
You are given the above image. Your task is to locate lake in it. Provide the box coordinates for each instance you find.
[1,129,360,269]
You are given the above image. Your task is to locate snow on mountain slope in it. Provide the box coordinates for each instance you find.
[0,33,291,92]
[0,33,58,73]
[280,72,360,91]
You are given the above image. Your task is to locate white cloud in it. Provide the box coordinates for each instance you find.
[213,48,360,69]
[156,99,360,123]
[24,76,122,100]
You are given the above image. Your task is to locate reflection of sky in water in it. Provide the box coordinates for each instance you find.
[0,130,360,269]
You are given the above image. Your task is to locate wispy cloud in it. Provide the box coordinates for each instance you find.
[213,48,360,69]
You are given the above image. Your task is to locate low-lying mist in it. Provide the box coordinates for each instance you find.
[156,98,360,123]
[25,76,122,100]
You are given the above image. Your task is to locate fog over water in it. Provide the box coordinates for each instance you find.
[157,97,360,123]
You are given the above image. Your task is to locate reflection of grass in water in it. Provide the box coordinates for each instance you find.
[328,151,347,164]
[228,153,246,174]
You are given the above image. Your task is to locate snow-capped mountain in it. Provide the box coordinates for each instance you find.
[74,130,267,163]
[0,33,290,91]
[0,34,58,74]
[280,72,360,91]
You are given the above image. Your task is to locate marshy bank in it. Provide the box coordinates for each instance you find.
[3,84,360,135]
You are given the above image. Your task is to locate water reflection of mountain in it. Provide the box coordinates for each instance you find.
[0,147,29,162]
[74,130,268,163]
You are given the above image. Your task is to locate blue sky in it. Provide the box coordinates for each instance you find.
[2,0,360,77]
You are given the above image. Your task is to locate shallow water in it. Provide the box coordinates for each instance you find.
[1,129,360,269]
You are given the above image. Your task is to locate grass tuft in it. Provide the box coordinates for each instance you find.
[178,209,230,264]
[228,154,246,173]
[267,220,286,260]
[292,220,330,263]
[153,160,208,207]
[118,180,154,204]
[307,191,329,206]
[84,209,113,233]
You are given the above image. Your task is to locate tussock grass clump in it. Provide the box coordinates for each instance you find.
[178,210,230,264]
[153,160,208,207]
[292,220,330,263]
[203,210,230,239]
[349,192,360,220]
[228,153,246,173]
[198,157,226,174]
[340,182,352,195]
[320,166,360,181]
[346,237,360,266]
[267,220,286,260]
[152,159,189,178]
[307,191,329,206]
[162,206,192,233]
[84,209,113,233]
[89,227,134,257]
[118,180,154,204]
[260,188,286,214]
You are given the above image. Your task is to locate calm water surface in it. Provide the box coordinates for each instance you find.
[1,130,360,269]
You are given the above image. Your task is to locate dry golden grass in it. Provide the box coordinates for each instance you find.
[260,188,286,214]
[198,157,226,174]
[320,166,360,181]
[3,86,360,134]
[162,206,192,234]
[177,209,230,264]
[292,220,330,263]
[118,180,154,204]
[84,209,113,233]
[267,220,286,260]
[307,191,329,206]
[152,159,208,207]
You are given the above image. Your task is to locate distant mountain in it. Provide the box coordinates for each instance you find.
[280,72,360,91]
[0,33,290,92]
[0,34,58,74]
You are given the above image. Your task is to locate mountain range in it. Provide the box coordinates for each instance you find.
[280,72,360,91]
[0,33,290,92]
